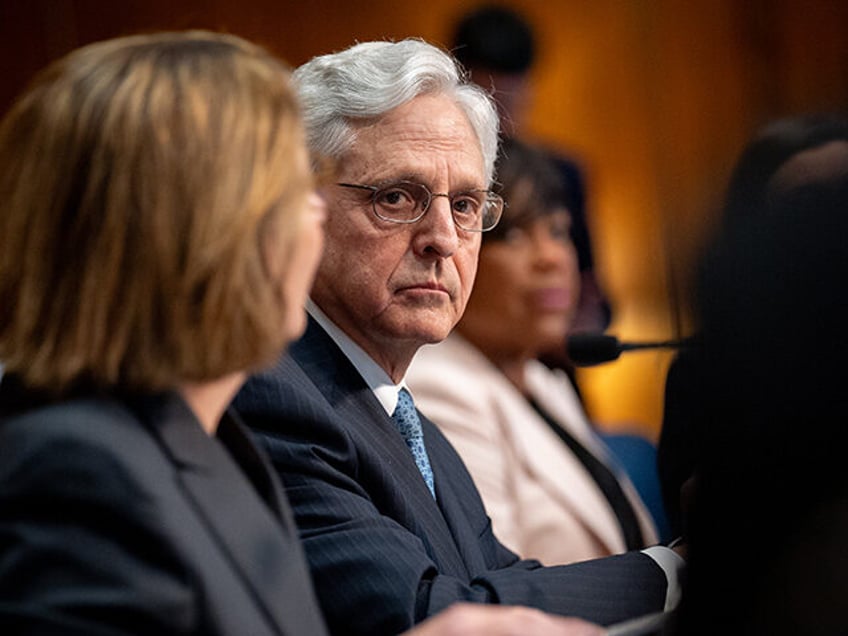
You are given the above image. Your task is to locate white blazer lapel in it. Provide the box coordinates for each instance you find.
[506,379,628,554]
[525,362,658,547]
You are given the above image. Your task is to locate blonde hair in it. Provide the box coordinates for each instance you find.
[0,31,311,394]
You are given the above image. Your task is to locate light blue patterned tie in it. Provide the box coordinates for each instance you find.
[392,388,436,498]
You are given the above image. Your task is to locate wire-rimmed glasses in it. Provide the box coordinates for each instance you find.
[337,181,504,232]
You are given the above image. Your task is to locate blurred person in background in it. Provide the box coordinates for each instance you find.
[451,4,613,342]
[452,8,672,537]
[668,173,848,636]
[408,137,659,566]
[658,112,848,539]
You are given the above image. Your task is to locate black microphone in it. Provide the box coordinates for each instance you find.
[567,333,693,366]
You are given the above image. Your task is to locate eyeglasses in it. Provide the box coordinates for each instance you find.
[337,181,504,232]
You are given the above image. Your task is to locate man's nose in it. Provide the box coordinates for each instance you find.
[413,194,460,257]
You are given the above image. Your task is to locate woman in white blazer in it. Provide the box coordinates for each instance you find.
[408,138,658,566]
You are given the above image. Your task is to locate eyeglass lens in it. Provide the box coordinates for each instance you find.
[372,182,500,230]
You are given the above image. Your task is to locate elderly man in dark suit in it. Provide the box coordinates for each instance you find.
[235,38,683,636]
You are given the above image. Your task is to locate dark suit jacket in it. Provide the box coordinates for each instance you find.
[234,318,668,636]
[0,380,328,636]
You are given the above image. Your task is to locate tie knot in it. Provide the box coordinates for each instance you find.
[392,388,422,441]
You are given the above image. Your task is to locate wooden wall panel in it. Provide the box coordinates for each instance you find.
[2,0,846,437]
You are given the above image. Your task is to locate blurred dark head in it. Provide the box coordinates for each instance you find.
[452,5,536,74]
[487,137,571,243]
[683,173,848,636]
[700,176,848,413]
[700,113,848,365]
[723,112,848,223]
[451,5,537,133]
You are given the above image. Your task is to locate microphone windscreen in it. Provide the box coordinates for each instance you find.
[567,333,622,366]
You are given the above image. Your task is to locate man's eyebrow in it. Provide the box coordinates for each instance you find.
[367,173,488,191]
[364,173,424,186]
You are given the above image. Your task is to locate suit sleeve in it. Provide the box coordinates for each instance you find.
[0,431,195,636]
[246,394,668,636]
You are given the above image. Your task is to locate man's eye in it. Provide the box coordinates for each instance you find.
[451,195,480,215]
[377,188,414,208]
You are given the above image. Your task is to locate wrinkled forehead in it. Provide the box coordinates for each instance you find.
[341,94,487,186]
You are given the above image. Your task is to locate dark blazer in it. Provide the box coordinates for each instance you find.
[234,318,668,636]
[0,380,328,636]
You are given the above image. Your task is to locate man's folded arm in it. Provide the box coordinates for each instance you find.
[254,426,668,635]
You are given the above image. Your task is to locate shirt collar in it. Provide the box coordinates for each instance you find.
[306,299,404,416]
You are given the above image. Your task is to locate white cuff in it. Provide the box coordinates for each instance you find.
[641,545,685,611]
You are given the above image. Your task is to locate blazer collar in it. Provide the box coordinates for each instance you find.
[132,392,321,635]
[515,370,631,552]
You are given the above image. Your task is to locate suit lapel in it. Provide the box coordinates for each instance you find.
[291,319,470,576]
[292,319,439,496]
[136,393,325,636]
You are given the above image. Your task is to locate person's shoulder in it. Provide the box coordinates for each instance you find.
[1,396,142,450]
[0,397,160,500]
[236,351,318,414]
[409,336,508,409]
[237,353,356,465]
[411,335,490,377]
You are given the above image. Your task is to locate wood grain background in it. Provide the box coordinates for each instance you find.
[2,0,846,437]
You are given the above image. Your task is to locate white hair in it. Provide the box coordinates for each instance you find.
[292,38,500,184]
